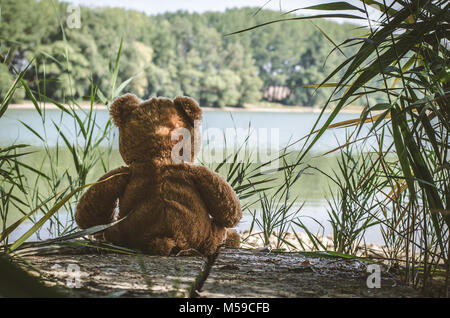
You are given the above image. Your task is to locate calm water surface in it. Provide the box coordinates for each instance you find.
[2,108,382,150]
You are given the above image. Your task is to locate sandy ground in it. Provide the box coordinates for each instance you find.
[16,242,424,298]
[240,230,401,261]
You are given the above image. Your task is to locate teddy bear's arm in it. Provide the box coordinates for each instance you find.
[189,165,242,228]
[75,166,130,229]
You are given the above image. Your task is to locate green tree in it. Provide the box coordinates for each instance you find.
[34,39,91,100]
[0,1,372,107]
[0,64,25,103]
[223,42,262,105]
[120,41,154,97]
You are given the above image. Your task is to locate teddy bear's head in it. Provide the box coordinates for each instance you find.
[110,94,202,165]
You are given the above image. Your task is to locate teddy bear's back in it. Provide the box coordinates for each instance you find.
[114,163,218,251]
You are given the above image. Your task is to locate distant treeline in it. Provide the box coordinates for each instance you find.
[0,1,373,107]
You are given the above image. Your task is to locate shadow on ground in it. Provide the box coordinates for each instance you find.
[20,248,419,298]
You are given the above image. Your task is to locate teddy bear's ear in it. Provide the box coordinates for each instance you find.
[110,94,140,127]
[173,96,202,126]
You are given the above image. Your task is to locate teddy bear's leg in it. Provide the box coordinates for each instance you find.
[224,228,240,248]
[199,224,227,255]
[102,225,122,244]
[144,237,177,256]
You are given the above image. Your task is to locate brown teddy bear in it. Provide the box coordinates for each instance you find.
[75,94,242,255]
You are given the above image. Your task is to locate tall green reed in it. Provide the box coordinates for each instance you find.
[0,17,132,251]
[322,143,381,255]
[247,155,307,249]
[232,0,449,291]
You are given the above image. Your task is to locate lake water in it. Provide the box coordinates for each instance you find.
[2,108,379,151]
[1,107,389,244]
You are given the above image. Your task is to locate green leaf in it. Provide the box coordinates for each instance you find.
[225,14,365,36]
[284,2,366,15]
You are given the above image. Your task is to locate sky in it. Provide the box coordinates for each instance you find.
[67,0,343,15]
[67,0,381,24]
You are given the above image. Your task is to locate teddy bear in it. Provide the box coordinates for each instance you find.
[75,94,241,255]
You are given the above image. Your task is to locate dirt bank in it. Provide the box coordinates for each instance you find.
[19,246,420,298]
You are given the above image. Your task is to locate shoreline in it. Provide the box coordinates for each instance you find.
[7,101,364,114]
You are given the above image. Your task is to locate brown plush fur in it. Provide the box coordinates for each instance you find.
[75,94,242,255]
